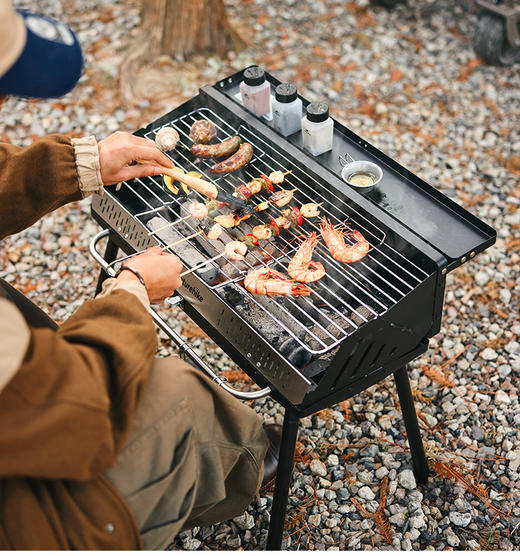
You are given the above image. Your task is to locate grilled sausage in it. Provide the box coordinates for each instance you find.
[209,142,254,174]
[190,135,241,158]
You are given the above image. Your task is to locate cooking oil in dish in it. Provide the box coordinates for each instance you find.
[347,171,377,186]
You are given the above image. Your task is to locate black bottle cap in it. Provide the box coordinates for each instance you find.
[275,83,298,103]
[243,66,266,86]
[305,102,329,123]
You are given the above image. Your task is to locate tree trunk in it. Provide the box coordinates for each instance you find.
[120,0,245,103]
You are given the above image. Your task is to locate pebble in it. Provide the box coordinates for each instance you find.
[495,390,511,404]
[233,512,255,531]
[310,459,328,477]
[357,486,376,501]
[398,469,417,491]
[449,511,472,527]
[481,348,498,361]
[182,538,202,550]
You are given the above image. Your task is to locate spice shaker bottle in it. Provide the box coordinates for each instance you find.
[301,102,333,156]
[272,83,302,137]
[240,66,271,117]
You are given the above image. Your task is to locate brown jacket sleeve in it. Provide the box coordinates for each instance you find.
[0,134,81,240]
[0,289,157,480]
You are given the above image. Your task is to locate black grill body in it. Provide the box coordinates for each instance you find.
[91,67,495,549]
[92,68,494,415]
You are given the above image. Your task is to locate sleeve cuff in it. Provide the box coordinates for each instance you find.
[71,136,104,198]
[96,278,150,310]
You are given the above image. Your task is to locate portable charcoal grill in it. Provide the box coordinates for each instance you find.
[89,67,496,549]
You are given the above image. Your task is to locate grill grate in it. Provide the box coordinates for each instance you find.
[113,107,430,355]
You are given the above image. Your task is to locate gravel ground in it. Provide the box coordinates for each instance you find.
[2,0,520,550]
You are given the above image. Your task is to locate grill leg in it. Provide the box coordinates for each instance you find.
[393,365,429,484]
[266,408,299,550]
[95,234,119,295]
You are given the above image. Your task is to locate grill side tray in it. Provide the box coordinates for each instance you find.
[212,68,496,273]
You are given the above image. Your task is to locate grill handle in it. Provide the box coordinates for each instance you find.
[89,229,271,401]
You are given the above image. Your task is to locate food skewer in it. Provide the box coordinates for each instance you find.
[160,219,223,251]
[180,241,247,277]
[161,230,204,251]
[179,253,226,277]
[147,202,208,236]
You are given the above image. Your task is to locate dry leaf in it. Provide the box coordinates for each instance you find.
[390,69,404,82]
[312,44,327,58]
[457,58,482,81]
[505,155,520,175]
[331,79,343,92]
[181,321,207,339]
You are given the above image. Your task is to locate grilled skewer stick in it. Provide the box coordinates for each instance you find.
[180,240,248,278]
[268,170,291,184]
[161,218,223,251]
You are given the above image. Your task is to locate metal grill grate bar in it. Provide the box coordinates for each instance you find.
[108,105,431,354]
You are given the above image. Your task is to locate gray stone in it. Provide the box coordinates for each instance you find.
[233,511,255,530]
[310,459,328,477]
[182,538,201,550]
[398,469,417,490]
[449,511,472,527]
[358,486,376,500]
[481,348,498,361]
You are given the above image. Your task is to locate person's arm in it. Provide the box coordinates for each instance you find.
[0,248,183,480]
[0,134,80,239]
[0,131,173,240]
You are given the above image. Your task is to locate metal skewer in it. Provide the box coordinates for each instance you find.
[161,230,204,251]
[148,215,192,235]
[179,253,226,277]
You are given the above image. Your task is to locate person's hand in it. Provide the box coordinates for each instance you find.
[116,247,183,304]
[98,131,174,185]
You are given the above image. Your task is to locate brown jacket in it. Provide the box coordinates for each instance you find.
[0,135,157,549]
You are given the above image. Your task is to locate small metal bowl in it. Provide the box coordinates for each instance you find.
[341,160,383,191]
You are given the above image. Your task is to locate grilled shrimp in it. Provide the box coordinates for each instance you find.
[320,218,369,263]
[287,232,325,283]
[224,241,248,261]
[188,201,208,220]
[244,268,311,296]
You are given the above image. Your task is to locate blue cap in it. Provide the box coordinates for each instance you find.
[0,10,83,99]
